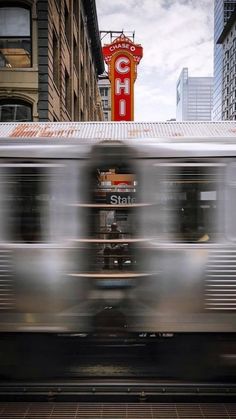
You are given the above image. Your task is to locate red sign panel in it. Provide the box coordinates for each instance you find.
[111,52,134,121]
[103,40,143,62]
[103,35,143,121]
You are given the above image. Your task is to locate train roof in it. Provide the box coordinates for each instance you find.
[0,122,236,159]
[0,121,236,142]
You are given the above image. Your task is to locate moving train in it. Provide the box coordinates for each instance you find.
[0,121,236,334]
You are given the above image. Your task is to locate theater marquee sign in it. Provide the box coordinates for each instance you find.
[103,35,143,121]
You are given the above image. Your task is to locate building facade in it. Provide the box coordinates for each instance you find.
[213,0,236,120]
[217,9,236,119]
[98,73,111,121]
[176,68,214,121]
[0,0,104,122]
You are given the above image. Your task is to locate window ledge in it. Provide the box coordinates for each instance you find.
[0,67,37,72]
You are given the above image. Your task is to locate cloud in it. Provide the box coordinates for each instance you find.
[96,0,214,121]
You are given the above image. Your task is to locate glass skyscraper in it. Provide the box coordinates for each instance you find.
[213,0,236,120]
[176,68,213,121]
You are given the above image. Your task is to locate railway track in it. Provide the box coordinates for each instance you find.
[0,401,236,418]
[0,380,236,402]
[1,334,236,417]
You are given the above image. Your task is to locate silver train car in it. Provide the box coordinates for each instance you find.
[1,121,236,334]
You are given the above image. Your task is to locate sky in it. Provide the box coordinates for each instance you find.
[96,0,214,121]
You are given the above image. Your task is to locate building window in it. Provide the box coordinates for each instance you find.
[80,17,84,50]
[176,81,181,104]
[65,68,71,116]
[0,5,31,68]
[55,0,60,10]
[0,100,32,122]
[80,62,84,90]
[104,111,108,121]
[74,92,79,121]
[102,99,108,108]
[100,87,108,97]
[73,0,79,24]
[53,30,60,88]
[64,3,70,46]
[73,35,79,75]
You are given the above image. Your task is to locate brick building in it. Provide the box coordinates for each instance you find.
[217,8,236,120]
[0,0,104,122]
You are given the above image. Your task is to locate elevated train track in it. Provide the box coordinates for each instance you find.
[1,401,236,418]
[1,380,236,401]
[1,378,236,418]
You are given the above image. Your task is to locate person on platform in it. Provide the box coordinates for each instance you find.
[103,222,124,269]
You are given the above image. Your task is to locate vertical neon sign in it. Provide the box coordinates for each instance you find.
[103,35,143,121]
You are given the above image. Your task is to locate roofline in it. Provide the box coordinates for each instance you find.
[1,121,236,141]
[82,0,104,75]
[217,8,236,44]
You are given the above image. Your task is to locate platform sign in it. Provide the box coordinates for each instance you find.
[103,35,143,121]
[106,192,136,205]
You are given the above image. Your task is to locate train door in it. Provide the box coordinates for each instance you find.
[85,142,143,332]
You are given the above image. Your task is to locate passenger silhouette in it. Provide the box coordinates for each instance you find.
[103,223,124,269]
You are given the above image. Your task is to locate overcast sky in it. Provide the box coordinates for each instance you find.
[96,0,214,121]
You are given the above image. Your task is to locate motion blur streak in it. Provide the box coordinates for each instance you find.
[0,122,236,337]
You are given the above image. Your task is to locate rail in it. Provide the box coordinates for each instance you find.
[0,380,236,402]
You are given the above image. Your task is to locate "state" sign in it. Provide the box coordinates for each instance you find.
[106,192,136,205]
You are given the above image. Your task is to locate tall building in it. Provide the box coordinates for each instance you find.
[213,0,236,120]
[217,9,236,119]
[98,73,111,121]
[176,68,214,121]
[0,0,104,122]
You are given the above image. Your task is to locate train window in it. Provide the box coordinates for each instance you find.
[226,162,236,240]
[89,164,138,272]
[156,162,223,242]
[5,164,49,242]
[93,168,136,234]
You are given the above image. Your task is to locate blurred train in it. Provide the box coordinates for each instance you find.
[0,121,236,334]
